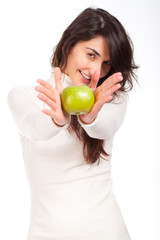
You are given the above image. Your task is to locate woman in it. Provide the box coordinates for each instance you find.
[7,7,138,240]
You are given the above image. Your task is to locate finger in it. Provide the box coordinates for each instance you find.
[41,109,56,121]
[104,95,113,103]
[36,79,55,92]
[54,67,63,93]
[37,94,57,110]
[103,72,123,89]
[35,85,55,101]
[105,83,121,98]
[89,71,100,90]
[42,108,52,116]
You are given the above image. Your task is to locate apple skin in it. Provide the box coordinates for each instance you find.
[61,86,95,115]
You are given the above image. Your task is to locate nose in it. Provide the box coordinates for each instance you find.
[91,61,111,79]
[90,61,102,77]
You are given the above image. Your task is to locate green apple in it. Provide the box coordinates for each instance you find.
[61,86,95,115]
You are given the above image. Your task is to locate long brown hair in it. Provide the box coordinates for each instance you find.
[51,7,138,164]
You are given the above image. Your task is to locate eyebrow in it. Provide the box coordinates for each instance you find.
[86,47,111,63]
[86,47,101,57]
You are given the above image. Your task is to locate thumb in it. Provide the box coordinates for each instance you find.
[54,67,63,93]
[89,71,100,90]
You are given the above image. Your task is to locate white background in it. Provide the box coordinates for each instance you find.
[0,0,159,239]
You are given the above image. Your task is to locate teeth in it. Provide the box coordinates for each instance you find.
[80,71,91,80]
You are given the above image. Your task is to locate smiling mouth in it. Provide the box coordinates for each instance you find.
[79,70,91,83]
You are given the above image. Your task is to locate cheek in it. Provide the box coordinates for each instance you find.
[72,50,89,69]
[65,57,78,74]
[74,58,89,71]
[66,52,91,73]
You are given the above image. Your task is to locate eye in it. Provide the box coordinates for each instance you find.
[87,53,95,58]
[104,60,111,65]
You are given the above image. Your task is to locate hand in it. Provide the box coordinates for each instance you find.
[79,71,123,124]
[35,67,70,126]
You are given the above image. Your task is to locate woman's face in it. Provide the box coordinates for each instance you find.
[64,36,111,86]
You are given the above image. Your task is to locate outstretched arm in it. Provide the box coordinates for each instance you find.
[79,71,123,124]
[78,71,128,139]
[7,68,70,141]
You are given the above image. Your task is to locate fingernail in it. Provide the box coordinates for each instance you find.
[35,86,41,91]
[36,79,43,84]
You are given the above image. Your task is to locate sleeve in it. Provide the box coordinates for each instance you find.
[77,92,128,140]
[7,85,70,141]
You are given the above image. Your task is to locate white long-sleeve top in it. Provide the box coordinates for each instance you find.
[7,72,131,240]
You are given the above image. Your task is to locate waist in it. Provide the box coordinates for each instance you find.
[28,179,115,239]
[30,175,112,207]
